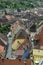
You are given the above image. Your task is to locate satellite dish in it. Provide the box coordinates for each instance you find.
[39,59,43,65]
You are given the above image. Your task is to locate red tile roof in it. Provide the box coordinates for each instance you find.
[0,59,31,65]
[11,21,26,31]
[34,27,43,49]
[0,45,4,52]
[5,15,15,20]
[14,50,24,56]
[39,27,43,46]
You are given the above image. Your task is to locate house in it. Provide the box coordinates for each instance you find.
[12,29,29,50]
[5,14,15,21]
[33,49,43,65]
[5,21,27,59]
[34,26,43,49]
[11,21,31,50]
[17,36,31,50]
[11,21,32,59]
[0,13,16,26]
[39,27,43,49]
[0,32,8,59]
[11,21,26,39]
[12,35,32,59]
[11,21,26,31]
[0,39,6,59]
[2,10,15,21]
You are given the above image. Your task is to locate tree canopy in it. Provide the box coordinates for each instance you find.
[0,0,41,9]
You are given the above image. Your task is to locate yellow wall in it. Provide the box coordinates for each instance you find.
[12,39,25,50]
[33,49,43,65]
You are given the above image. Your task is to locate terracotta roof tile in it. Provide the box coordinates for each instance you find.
[5,15,15,20]
[0,45,4,52]
[11,21,25,31]
[34,27,43,49]
[0,59,31,65]
[14,50,24,56]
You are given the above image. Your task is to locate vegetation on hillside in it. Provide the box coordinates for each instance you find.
[0,22,11,34]
[0,0,41,9]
